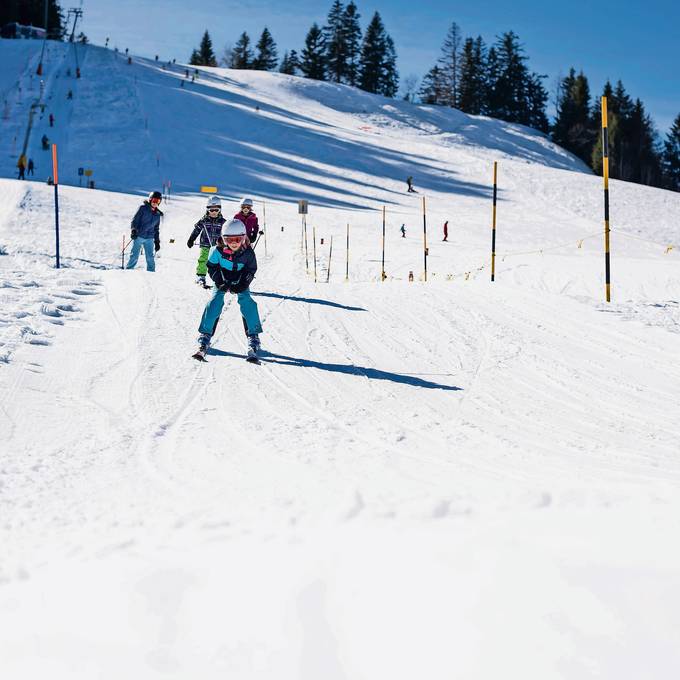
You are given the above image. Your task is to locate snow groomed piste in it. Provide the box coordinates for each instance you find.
[1,39,680,678]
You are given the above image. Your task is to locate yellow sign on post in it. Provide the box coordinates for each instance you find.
[84,169,93,177]
[201,186,218,193]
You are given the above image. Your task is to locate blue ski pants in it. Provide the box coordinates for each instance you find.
[198,288,262,337]
[126,237,155,272]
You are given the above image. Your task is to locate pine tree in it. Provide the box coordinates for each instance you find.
[300,23,326,81]
[662,113,680,191]
[192,30,217,67]
[526,72,549,132]
[279,50,301,75]
[418,66,445,105]
[1,0,65,39]
[343,1,362,87]
[553,68,595,164]
[232,32,254,69]
[484,46,502,117]
[627,98,662,185]
[381,35,399,97]
[359,12,396,95]
[458,36,487,115]
[253,27,278,71]
[324,0,347,83]
[437,22,462,108]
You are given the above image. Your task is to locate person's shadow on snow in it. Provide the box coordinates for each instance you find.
[208,349,461,391]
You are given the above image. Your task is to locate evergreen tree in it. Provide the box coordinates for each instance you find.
[191,30,217,67]
[526,72,549,132]
[437,22,462,108]
[458,36,487,115]
[300,23,326,80]
[418,66,445,105]
[358,12,397,96]
[253,27,278,70]
[484,46,503,117]
[1,0,65,39]
[662,113,680,191]
[343,1,362,87]
[381,35,399,97]
[626,98,662,185]
[232,32,254,69]
[324,0,347,83]
[553,68,595,164]
[279,50,301,75]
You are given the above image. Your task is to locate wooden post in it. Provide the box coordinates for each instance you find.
[263,200,268,257]
[381,206,386,281]
[326,236,333,283]
[312,224,317,282]
[491,161,498,282]
[52,144,60,269]
[121,235,125,269]
[304,215,309,273]
[345,223,349,282]
[422,196,428,282]
[601,97,611,302]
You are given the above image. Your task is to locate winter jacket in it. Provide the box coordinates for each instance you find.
[188,214,225,248]
[206,242,257,293]
[131,201,163,240]
[233,211,259,242]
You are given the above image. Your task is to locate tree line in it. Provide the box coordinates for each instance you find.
[189,1,398,97]
[1,0,65,39]
[190,6,680,192]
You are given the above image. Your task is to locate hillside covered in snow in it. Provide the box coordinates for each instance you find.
[2,38,680,679]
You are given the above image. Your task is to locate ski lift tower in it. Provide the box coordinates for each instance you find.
[66,6,84,76]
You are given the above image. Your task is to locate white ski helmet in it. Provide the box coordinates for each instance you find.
[221,219,246,238]
[206,195,222,209]
[240,197,254,208]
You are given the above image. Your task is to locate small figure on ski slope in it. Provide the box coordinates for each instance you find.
[443,220,448,241]
[126,191,163,272]
[233,197,261,245]
[195,219,263,361]
[400,223,406,238]
[406,176,416,193]
[187,195,225,287]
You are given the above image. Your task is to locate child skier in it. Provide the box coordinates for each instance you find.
[194,219,263,362]
[187,195,225,287]
[233,197,260,244]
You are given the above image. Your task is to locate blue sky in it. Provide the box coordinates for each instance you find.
[80,0,679,133]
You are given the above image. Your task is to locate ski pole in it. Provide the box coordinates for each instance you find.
[121,236,132,269]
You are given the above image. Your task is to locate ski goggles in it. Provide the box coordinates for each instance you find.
[207,207,221,213]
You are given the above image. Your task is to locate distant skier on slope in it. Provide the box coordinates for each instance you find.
[233,197,261,245]
[400,223,406,238]
[194,219,262,362]
[443,220,448,241]
[187,195,225,287]
[406,176,416,193]
[126,191,163,272]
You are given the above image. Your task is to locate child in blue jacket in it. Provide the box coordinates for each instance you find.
[196,219,262,356]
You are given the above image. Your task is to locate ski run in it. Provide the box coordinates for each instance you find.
[1,38,680,679]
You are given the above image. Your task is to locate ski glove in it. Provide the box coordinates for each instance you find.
[187,237,195,248]
[130,228,138,240]
[230,273,254,294]
[154,238,161,252]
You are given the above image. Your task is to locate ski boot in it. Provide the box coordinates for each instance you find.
[192,333,211,362]
[196,275,210,288]
[246,333,261,364]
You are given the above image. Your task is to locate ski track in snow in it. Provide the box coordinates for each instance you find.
[1,39,680,679]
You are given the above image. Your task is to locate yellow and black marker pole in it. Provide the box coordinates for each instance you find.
[422,196,428,282]
[326,235,333,283]
[601,96,611,302]
[345,223,350,282]
[381,206,386,281]
[491,161,498,282]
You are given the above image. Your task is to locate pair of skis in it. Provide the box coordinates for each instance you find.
[192,347,261,364]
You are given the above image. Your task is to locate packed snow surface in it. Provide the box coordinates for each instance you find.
[1,40,680,679]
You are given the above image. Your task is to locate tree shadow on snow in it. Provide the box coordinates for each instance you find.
[252,291,366,311]
[209,349,461,391]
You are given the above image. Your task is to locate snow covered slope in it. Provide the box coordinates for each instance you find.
[2,40,680,679]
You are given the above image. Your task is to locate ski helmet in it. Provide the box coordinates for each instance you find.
[221,219,246,238]
[240,197,254,208]
[148,190,162,202]
[206,195,222,210]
